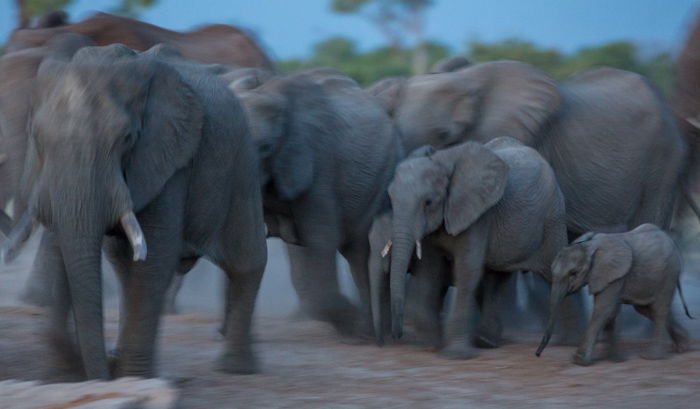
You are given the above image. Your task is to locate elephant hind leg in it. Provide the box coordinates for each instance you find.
[474,271,512,349]
[340,238,373,338]
[667,313,690,353]
[634,304,671,360]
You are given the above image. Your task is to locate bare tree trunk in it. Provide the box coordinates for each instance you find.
[408,7,428,75]
[15,0,30,28]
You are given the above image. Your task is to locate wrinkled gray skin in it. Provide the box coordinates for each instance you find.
[537,224,692,366]
[377,60,688,343]
[9,44,267,379]
[381,61,687,234]
[387,137,567,359]
[230,67,403,336]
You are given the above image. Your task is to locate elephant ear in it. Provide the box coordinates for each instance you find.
[587,237,633,295]
[463,61,561,145]
[124,59,204,211]
[367,76,406,116]
[442,142,509,235]
[270,79,321,201]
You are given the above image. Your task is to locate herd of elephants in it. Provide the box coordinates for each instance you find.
[2,10,700,381]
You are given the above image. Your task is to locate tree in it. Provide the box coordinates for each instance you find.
[330,0,434,74]
[13,0,158,28]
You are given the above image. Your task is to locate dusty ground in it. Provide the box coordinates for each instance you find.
[2,233,700,408]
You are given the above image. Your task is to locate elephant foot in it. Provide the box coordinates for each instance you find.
[640,347,670,361]
[47,331,84,379]
[571,351,593,366]
[440,342,479,360]
[605,349,627,363]
[673,339,690,354]
[107,349,121,378]
[215,350,259,375]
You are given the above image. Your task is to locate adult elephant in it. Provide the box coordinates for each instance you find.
[677,13,700,185]
[5,11,273,69]
[380,60,689,237]
[4,43,267,379]
[229,67,403,336]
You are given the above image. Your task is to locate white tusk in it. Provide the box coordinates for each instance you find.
[381,240,392,258]
[415,240,422,260]
[687,116,700,130]
[120,211,147,262]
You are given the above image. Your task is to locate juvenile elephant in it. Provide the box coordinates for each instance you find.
[230,67,403,336]
[386,137,567,359]
[536,224,693,366]
[4,43,267,379]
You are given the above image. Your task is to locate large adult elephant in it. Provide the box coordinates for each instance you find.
[6,11,273,69]
[228,67,403,336]
[4,43,267,379]
[2,12,273,308]
[677,13,700,185]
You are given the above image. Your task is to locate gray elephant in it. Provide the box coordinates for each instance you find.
[229,67,403,336]
[385,137,567,359]
[536,224,693,366]
[3,43,267,379]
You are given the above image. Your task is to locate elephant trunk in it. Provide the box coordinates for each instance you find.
[370,254,387,346]
[57,224,108,379]
[390,229,414,340]
[535,281,567,357]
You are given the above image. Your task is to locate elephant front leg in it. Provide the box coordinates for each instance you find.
[440,228,488,360]
[341,239,374,339]
[411,249,448,350]
[573,284,622,366]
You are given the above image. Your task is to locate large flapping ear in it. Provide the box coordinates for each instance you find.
[465,61,561,145]
[123,59,204,211]
[366,76,407,117]
[587,236,633,295]
[269,79,321,201]
[440,142,509,235]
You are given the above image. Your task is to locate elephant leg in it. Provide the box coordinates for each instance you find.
[475,271,512,349]
[638,303,671,360]
[603,305,625,362]
[340,238,373,337]
[441,223,488,360]
[287,243,359,336]
[105,194,185,378]
[20,229,55,307]
[555,290,586,346]
[573,283,622,366]
[667,312,690,353]
[411,249,447,350]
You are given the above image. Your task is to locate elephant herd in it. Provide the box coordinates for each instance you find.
[1,11,700,381]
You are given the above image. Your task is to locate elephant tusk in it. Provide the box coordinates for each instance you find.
[381,240,392,258]
[415,240,422,260]
[687,116,700,130]
[120,211,147,262]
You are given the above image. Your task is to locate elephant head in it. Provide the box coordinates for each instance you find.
[536,233,633,356]
[384,61,561,153]
[387,142,509,339]
[5,44,204,378]
[235,74,328,202]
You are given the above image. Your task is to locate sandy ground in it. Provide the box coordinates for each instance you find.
[2,232,700,408]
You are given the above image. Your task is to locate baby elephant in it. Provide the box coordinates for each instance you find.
[536,224,692,365]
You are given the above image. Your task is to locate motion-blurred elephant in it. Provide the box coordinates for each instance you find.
[384,137,567,359]
[537,224,692,365]
[5,43,267,379]
[6,11,273,69]
[229,67,403,336]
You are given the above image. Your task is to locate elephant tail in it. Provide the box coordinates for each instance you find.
[677,278,694,319]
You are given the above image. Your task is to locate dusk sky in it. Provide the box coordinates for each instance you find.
[1,0,698,58]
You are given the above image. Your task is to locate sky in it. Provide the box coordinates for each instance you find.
[1,0,699,59]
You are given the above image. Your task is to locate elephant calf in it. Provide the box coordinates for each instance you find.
[536,224,693,365]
